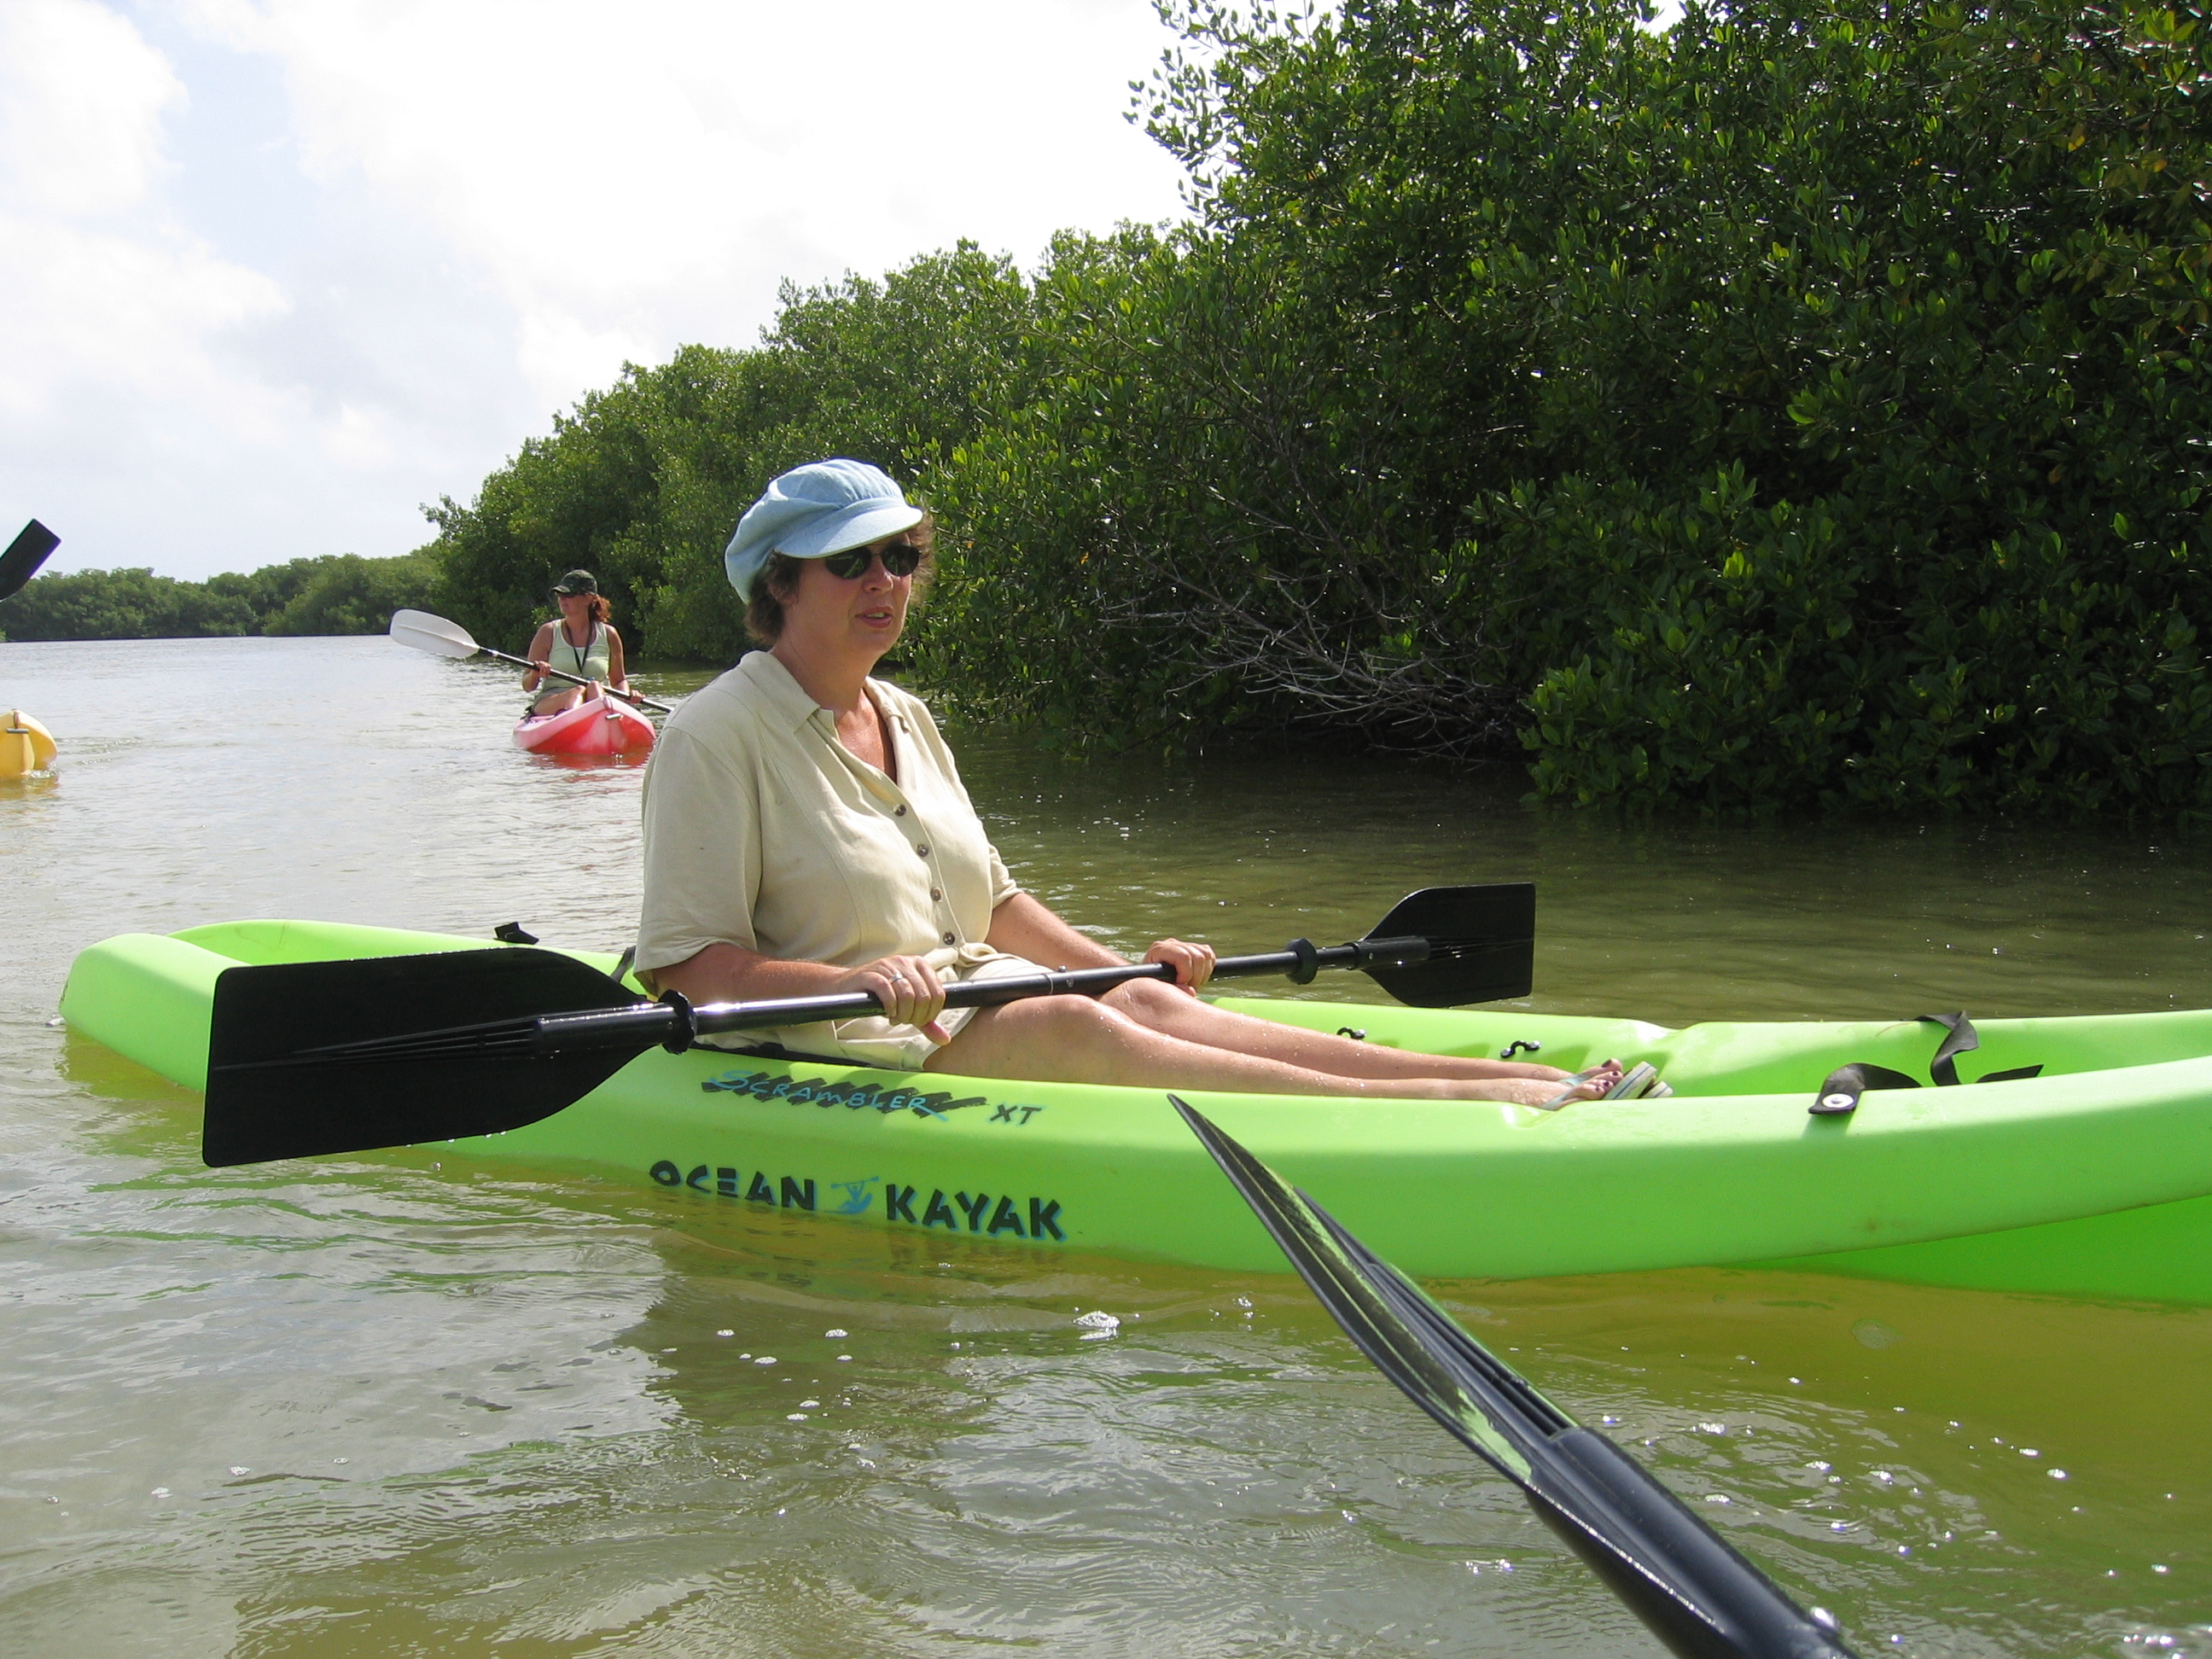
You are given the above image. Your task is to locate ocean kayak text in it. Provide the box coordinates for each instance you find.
[649,1160,1066,1241]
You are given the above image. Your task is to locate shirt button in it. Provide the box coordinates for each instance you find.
[941,931,956,945]
[894,805,907,816]
[930,888,942,901]
[915,844,929,858]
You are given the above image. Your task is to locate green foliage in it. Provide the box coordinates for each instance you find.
[420,0,2212,814]
[0,567,257,641]
[940,0,2212,809]
[262,554,439,637]
[424,244,1037,662]
[1455,0,2212,812]
[918,224,1524,754]
[0,554,435,642]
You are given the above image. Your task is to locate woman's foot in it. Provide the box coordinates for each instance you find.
[1527,1061,1671,1109]
[1391,1074,1614,1106]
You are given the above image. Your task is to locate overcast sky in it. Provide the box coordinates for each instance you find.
[1,0,1194,579]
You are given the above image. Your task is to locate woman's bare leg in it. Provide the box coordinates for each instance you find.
[1094,979,1612,1087]
[924,994,1579,1105]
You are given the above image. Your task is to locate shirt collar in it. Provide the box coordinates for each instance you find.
[736,650,905,735]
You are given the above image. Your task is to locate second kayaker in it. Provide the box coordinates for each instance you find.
[632,460,1622,1107]
[523,570,633,715]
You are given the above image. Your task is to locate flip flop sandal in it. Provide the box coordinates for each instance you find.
[1537,1065,1612,1110]
[1602,1062,1661,1101]
[1537,1061,1672,1109]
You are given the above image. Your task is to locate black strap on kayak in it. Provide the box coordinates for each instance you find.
[1811,1011,2044,1115]
[1810,1062,1920,1115]
[1920,1011,1976,1085]
[494,922,540,945]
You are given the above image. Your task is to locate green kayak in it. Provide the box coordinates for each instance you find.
[59,917,2212,1304]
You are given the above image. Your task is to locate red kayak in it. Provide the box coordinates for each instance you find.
[512,690,655,756]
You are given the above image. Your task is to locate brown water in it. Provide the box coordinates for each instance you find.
[4,634,2210,1657]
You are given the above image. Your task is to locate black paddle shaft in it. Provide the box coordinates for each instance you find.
[201,941,1427,1166]
[276,934,1438,1068]
[692,933,1441,1039]
[201,882,1534,1166]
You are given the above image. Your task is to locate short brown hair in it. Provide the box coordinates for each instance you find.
[744,515,934,645]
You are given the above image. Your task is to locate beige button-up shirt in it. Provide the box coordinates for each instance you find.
[635,652,1019,988]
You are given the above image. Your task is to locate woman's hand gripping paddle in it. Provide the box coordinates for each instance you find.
[199,884,1535,1167]
[388,608,674,713]
[1172,1097,1858,1659]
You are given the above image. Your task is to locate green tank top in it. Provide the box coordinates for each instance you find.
[540,620,611,697]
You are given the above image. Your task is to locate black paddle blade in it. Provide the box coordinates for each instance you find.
[204,948,642,1167]
[1172,1098,1856,1659]
[1363,882,1533,1006]
[0,519,59,602]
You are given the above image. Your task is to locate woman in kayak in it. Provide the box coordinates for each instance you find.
[522,569,632,715]
[633,460,1620,1107]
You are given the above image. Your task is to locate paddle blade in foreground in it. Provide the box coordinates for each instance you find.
[1363,882,1534,1007]
[0,520,60,603]
[1172,1097,1855,1659]
[388,608,483,660]
[204,948,643,1167]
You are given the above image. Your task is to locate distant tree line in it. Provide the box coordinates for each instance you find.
[0,553,436,643]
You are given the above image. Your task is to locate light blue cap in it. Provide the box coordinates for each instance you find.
[724,459,924,602]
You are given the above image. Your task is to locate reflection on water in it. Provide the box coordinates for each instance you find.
[529,748,653,774]
[969,730,2212,1027]
[3,636,2209,1656]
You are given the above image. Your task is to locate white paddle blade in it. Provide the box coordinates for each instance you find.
[389,608,481,660]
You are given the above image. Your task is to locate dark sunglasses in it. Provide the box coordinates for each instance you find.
[820,540,923,580]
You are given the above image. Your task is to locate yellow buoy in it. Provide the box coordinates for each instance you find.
[0,708,56,778]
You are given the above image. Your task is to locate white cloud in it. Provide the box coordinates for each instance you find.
[515,307,655,415]
[0,0,305,568]
[0,214,289,430]
[0,0,182,213]
[1,0,1190,579]
[190,0,1190,402]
